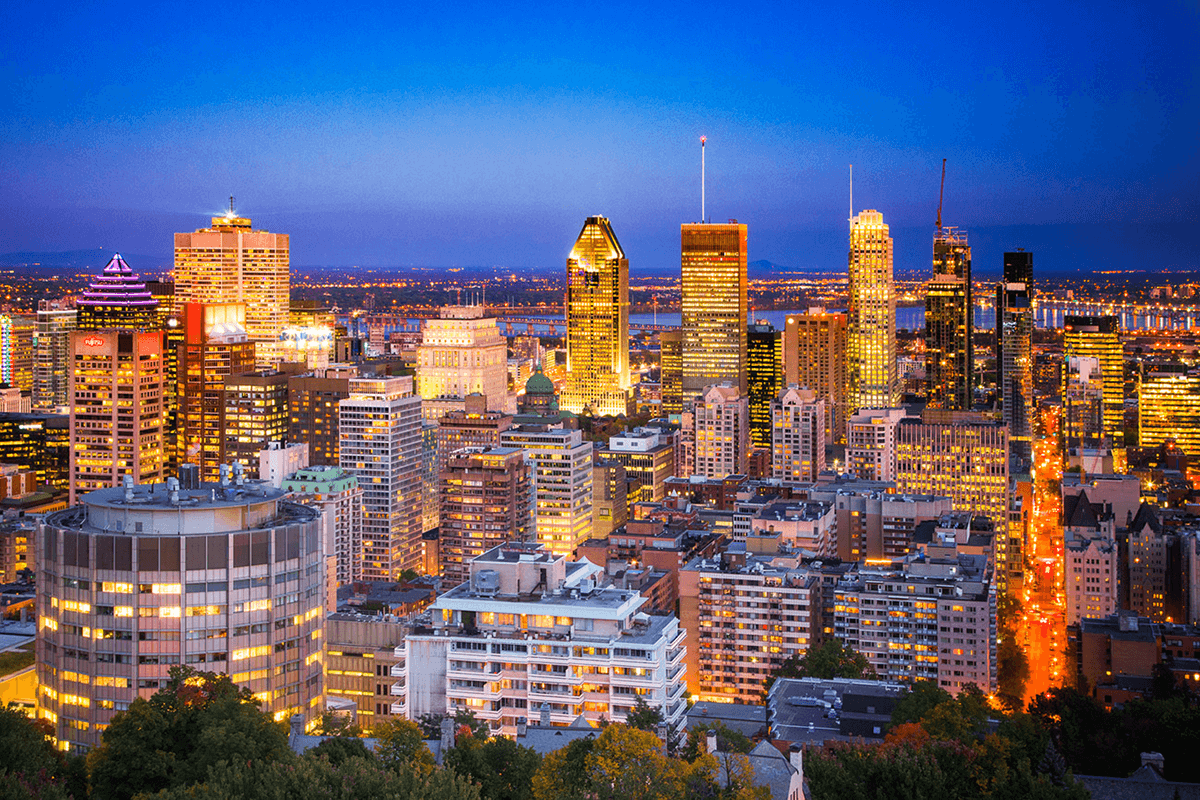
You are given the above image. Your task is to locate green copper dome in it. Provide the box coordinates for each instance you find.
[524,366,554,395]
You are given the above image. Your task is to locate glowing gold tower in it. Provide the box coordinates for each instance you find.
[681,222,748,397]
[848,210,897,411]
[561,215,632,417]
[174,211,289,366]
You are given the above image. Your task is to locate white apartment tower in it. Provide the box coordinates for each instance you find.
[339,376,423,578]
[692,383,749,479]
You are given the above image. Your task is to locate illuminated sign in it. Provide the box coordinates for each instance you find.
[83,335,106,347]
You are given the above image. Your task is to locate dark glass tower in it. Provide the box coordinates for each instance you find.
[996,251,1033,464]
[925,229,973,410]
[746,322,781,449]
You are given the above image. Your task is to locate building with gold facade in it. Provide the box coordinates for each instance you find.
[562,216,632,417]
[1139,364,1200,455]
[174,213,289,366]
[1063,316,1124,469]
[784,308,847,444]
[681,222,748,396]
[68,331,165,504]
[415,305,509,419]
[848,211,896,411]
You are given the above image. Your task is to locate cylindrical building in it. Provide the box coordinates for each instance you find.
[36,474,325,752]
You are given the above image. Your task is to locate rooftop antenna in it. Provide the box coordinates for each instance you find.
[229,195,235,216]
[936,158,946,238]
[700,136,707,223]
[849,164,853,230]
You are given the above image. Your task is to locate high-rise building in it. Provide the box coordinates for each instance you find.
[1138,364,1200,455]
[68,331,166,504]
[597,427,676,503]
[76,254,160,332]
[562,216,632,417]
[221,372,290,478]
[415,305,509,419]
[500,425,594,557]
[33,300,77,412]
[174,212,289,366]
[1063,316,1124,469]
[287,373,351,466]
[746,323,781,449]
[784,309,847,444]
[771,385,825,484]
[848,211,896,411]
[692,383,749,479]
[0,412,69,489]
[924,227,973,410]
[339,376,423,578]
[681,222,748,395]
[3,316,36,393]
[395,543,687,736]
[1063,356,1106,451]
[659,330,683,416]
[438,447,531,586]
[282,465,364,588]
[435,394,513,475]
[421,419,439,534]
[996,251,1034,464]
[37,480,325,752]
[845,407,906,481]
[177,303,255,481]
[592,460,628,538]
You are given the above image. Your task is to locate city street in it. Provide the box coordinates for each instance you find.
[1023,406,1066,705]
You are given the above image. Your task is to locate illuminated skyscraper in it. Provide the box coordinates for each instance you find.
[1138,364,1200,455]
[339,376,423,578]
[925,229,973,410]
[692,383,749,479]
[681,222,748,396]
[659,330,683,416]
[68,330,165,503]
[784,308,847,444]
[174,212,289,366]
[771,385,825,483]
[33,301,77,412]
[221,371,290,477]
[76,254,160,332]
[177,303,256,480]
[562,216,632,417]
[2,316,36,393]
[746,323,781,449]
[415,305,509,419]
[438,447,531,587]
[500,425,593,557]
[1063,316,1124,469]
[996,251,1034,463]
[848,211,896,410]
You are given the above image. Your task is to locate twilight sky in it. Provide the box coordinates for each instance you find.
[2,0,1197,276]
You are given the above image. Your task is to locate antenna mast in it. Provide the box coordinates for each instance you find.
[229,195,235,216]
[849,164,853,229]
[936,158,946,238]
[700,136,707,223]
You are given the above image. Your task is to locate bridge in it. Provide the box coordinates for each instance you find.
[1032,298,1199,332]
[342,313,677,339]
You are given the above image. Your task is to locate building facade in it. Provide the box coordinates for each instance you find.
[439,447,531,587]
[36,480,325,752]
[33,301,77,412]
[500,426,594,557]
[1138,364,1200,455]
[784,309,847,444]
[746,323,781,450]
[75,254,160,332]
[692,383,749,480]
[562,216,632,417]
[681,223,748,395]
[848,211,896,411]
[925,229,973,411]
[221,371,290,478]
[282,465,363,588]
[1063,316,1124,470]
[996,251,1034,464]
[771,386,825,484]
[416,306,509,417]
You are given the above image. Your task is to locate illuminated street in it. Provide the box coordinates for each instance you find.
[1023,406,1066,704]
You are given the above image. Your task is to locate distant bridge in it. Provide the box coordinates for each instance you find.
[342,313,676,339]
[1033,299,1199,332]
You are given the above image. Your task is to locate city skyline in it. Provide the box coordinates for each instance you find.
[2,2,1196,275]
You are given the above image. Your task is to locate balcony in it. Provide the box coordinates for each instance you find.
[389,700,407,716]
[390,681,406,696]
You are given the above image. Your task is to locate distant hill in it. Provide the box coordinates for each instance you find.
[0,249,172,274]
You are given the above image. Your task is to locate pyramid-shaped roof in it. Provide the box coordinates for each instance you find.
[77,253,158,308]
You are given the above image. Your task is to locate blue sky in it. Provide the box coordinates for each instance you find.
[2,0,1197,275]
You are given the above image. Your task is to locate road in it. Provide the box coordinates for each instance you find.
[1022,406,1066,706]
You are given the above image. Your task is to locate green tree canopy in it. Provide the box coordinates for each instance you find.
[765,639,877,696]
[444,734,542,800]
[374,717,437,778]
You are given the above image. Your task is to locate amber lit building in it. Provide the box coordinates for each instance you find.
[1,315,36,391]
[924,274,971,410]
[174,213,289,366]
[771,386,825,483]
[438,446,530,586]
[435,393,512,474]
[746,323,781,449]
[221,372,290,477]
[415,305,509,419]
[287,373,350,467]
[784,309,847,444]
[1139,364,1200,456]
[68,331,165,504]
[33,301,77,412]
[660,330,683,416]
[1063,315,1124,469]
[848,211,896,411]
[681,222,748,396]
[692,383,749,479]
[0,412,69,489]
[177,303,255,480]
[563,216,633,417]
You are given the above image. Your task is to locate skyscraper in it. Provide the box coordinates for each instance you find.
[76,254,160,332]
[221,371,290,477]
[848,211,896,411]
[996,251,1034,463]
[771,385,825,483]
[174,212,289,366]
[925,229,973,410]
[33,300,77,412]
[415,304,509,419]
[783,308,847,444]
[1138,364,1200,454]
[68,331,165,503]
[692,383,749,479]
[177,303,256,480]
[1063,315,1124,469]
[339,376,423,579]
[659,330,683,416]
[499,425,593,557]
[438,446,531,586]
[562,216,632,417]
[681,222,748,396]
[746,323,781,449]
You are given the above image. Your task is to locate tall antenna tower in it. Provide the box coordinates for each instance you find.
[936,158,946,238]
[849,165,853,230]
[700,136,707,223]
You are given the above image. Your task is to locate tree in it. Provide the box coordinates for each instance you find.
[375,717,437,778]
[584,725,685,800]
[997,637,1031,712]
[416,709,490,740]
[763,639,876,695]
[530,736,594,800]
[680,722,753,762]
[444,734,542,800]
[625,694,664,732]
[891,680,953,728]
[0,704,71,800]
[86,666,292,800]
[310,735,377,767]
